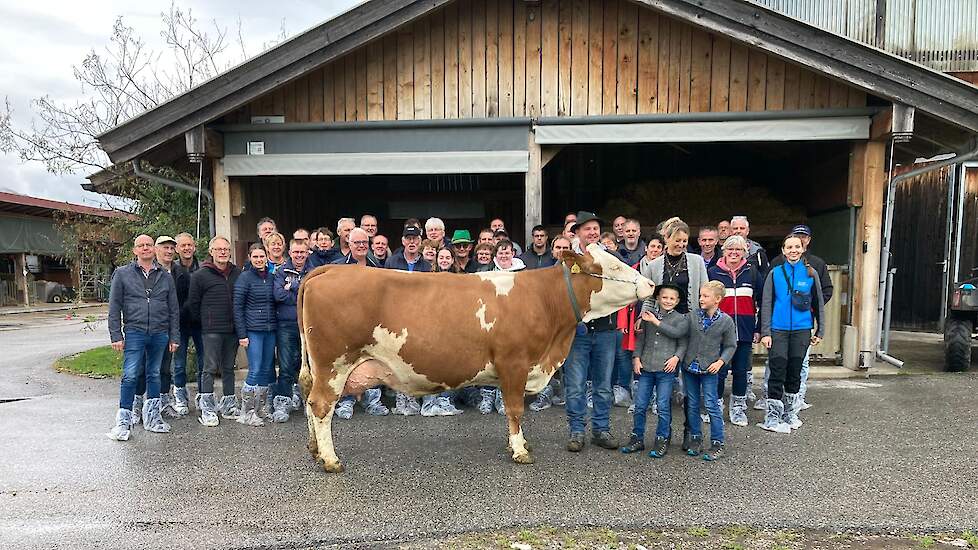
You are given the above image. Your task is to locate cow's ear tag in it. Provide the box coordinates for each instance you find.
[571,264,582,274]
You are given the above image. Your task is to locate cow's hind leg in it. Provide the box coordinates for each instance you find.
[307,369,347,473]
[498,371,533,464]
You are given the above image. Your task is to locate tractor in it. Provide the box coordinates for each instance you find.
[945,274,978,372]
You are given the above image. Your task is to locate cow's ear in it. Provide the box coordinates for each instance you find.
[560,249,594,273]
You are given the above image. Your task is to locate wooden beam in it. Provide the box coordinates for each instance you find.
[541,145,563,167]
[213,159,232,246]
[870,108,894,142]
[849,140,887,368]
[525,130,543,247]
[570,0,589,116]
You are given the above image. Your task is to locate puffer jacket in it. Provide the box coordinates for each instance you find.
[708,258,764,343]
[187,261,241,334]
[274,258,312,326]
[233,265,277,338]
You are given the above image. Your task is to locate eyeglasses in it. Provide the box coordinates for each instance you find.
[212,248,231,253]
[351,240,369,246]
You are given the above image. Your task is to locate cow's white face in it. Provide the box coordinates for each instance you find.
[581,243,654,321]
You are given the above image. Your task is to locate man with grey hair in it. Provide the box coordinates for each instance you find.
[612,216,628,245]
[257,217,277,242]
[334,217,356,257]
[729,216,769,275]
[360,214,379,238]
[105,234,181,441]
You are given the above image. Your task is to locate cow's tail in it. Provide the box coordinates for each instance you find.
[297,265,331,397]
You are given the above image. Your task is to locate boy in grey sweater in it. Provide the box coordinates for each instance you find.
[621,283,689,457]
[682,281,737,461]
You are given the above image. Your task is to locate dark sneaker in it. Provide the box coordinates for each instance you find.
[619,434,645,454]
[703,440,724,461]
[648,436,670,458]
[567,432,585,452]
[591,431,619,450]
[684,435,702,456]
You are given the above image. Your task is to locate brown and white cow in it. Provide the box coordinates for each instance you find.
[297,243,654,472]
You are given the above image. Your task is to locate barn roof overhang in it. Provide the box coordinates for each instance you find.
[94,0,978,169]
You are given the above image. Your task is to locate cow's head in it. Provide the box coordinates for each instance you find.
[561,243,655,321]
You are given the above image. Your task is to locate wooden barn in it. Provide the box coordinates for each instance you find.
[90,0,978,369]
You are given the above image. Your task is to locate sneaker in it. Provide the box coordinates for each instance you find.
[217,395,240,419]
[477,388,495,415]
[436,395,462,416]
[550,391,566,407]
[420,395,444,417]
[684,434,702,456]
[394,392,420,416]
[619,434,645,454]
[334,398,355,419]
[648,436,670,458]
[591,431,619,450]
[173,387,190,416]
[197,393,219,427]
[702,440,724,461]
[529,387,552,412]
[106,409,132,441]
[494,389,506,416]
[612,385,631,407]
[567,432,585,452]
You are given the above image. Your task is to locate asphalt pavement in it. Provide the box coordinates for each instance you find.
[1,313,977,549]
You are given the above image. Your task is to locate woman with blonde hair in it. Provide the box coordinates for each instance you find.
[640,217,708,315]
[262,232,287,274]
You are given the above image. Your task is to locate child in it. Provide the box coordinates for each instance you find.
[621,283,688,457]
[682,281,737,461]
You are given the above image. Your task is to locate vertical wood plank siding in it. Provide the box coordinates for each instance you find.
[236,0,869,123]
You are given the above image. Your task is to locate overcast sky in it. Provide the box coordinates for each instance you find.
[0,0,363,207]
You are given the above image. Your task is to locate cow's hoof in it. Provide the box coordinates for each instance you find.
[513,452,535,464]
[316,457,344,473]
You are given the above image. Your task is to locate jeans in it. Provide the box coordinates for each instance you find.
[717,342,753,399]
[683,370,724,443]
[275,324,300,398]
[612,331,634,388]
[201,333,238,396]
[136,346,172,396]
[564,328,616,434]
[245,330,277,386]
[173,326,203,388]
[768,329,810,401]
[632,370,676,440]
[119,330,168,409]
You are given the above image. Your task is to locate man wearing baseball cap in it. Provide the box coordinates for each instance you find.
[767,224,833,411]
[384,225,431,272]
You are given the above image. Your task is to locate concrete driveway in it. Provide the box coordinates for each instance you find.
[1,313,976,549]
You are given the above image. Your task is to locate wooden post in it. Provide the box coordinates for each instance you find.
[525,130,543,247]
[848,140,887,369]
[212,159,235,262]
[14,253,29,307]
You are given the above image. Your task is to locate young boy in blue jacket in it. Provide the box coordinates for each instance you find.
[682,281,737,461]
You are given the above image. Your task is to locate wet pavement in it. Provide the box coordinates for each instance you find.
[1,314,977,549]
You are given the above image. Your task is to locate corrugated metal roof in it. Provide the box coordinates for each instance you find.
[0,192,130,220]
[753,0,978,72]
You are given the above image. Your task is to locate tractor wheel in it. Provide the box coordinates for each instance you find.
[944,316,974,372]
[51,294,62,303]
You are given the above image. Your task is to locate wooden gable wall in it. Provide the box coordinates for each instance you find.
[226,0,867,124]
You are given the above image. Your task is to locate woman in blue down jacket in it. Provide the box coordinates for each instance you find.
[233,243,278,427]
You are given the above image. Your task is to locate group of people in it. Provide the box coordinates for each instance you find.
[105,210,831,464]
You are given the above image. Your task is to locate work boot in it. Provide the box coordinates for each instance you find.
[684,434,702,456]
[271,395,293,423]
[702,440,724,461]
[142,397,171,433]
[173,386,190,416]
[130,395,144,426]
[529,385,553,412]
[237,384,264,427]
[420,394,444,417]
[494,388,506,416]
[198,393,219,427]
[613,385,631,408]
[334,397,355,420]
[729,395,749,427]
[160,392,179,419]
[648,436,670,458]
[217,395,240,419]
[566,432,585,452]
[619,434,645,454]
[477,387,495,415]
[437,394,462,416]
[362,388,390,416]
[106,409,132,441]
[393,392,420,416]
[757,399,790,433]
[782,392,803,430]
[254,386,270,421]
[290,383,303,412]
[591,431,619,450]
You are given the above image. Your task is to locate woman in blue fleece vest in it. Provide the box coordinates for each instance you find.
[759,235,825,434]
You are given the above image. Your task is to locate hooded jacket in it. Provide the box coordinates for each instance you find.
[186,261,241,334]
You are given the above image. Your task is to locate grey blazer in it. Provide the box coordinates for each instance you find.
[633,309,689,372]
[684,310,737,370]
[640,252,709,315]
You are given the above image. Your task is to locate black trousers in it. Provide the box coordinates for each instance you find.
[768,329,810,401]
[201,333,238,396]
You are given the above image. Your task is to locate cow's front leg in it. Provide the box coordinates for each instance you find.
[307,373,346,473]
[499,375,533,464]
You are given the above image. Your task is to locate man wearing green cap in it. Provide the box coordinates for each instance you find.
[450,230,479,273]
